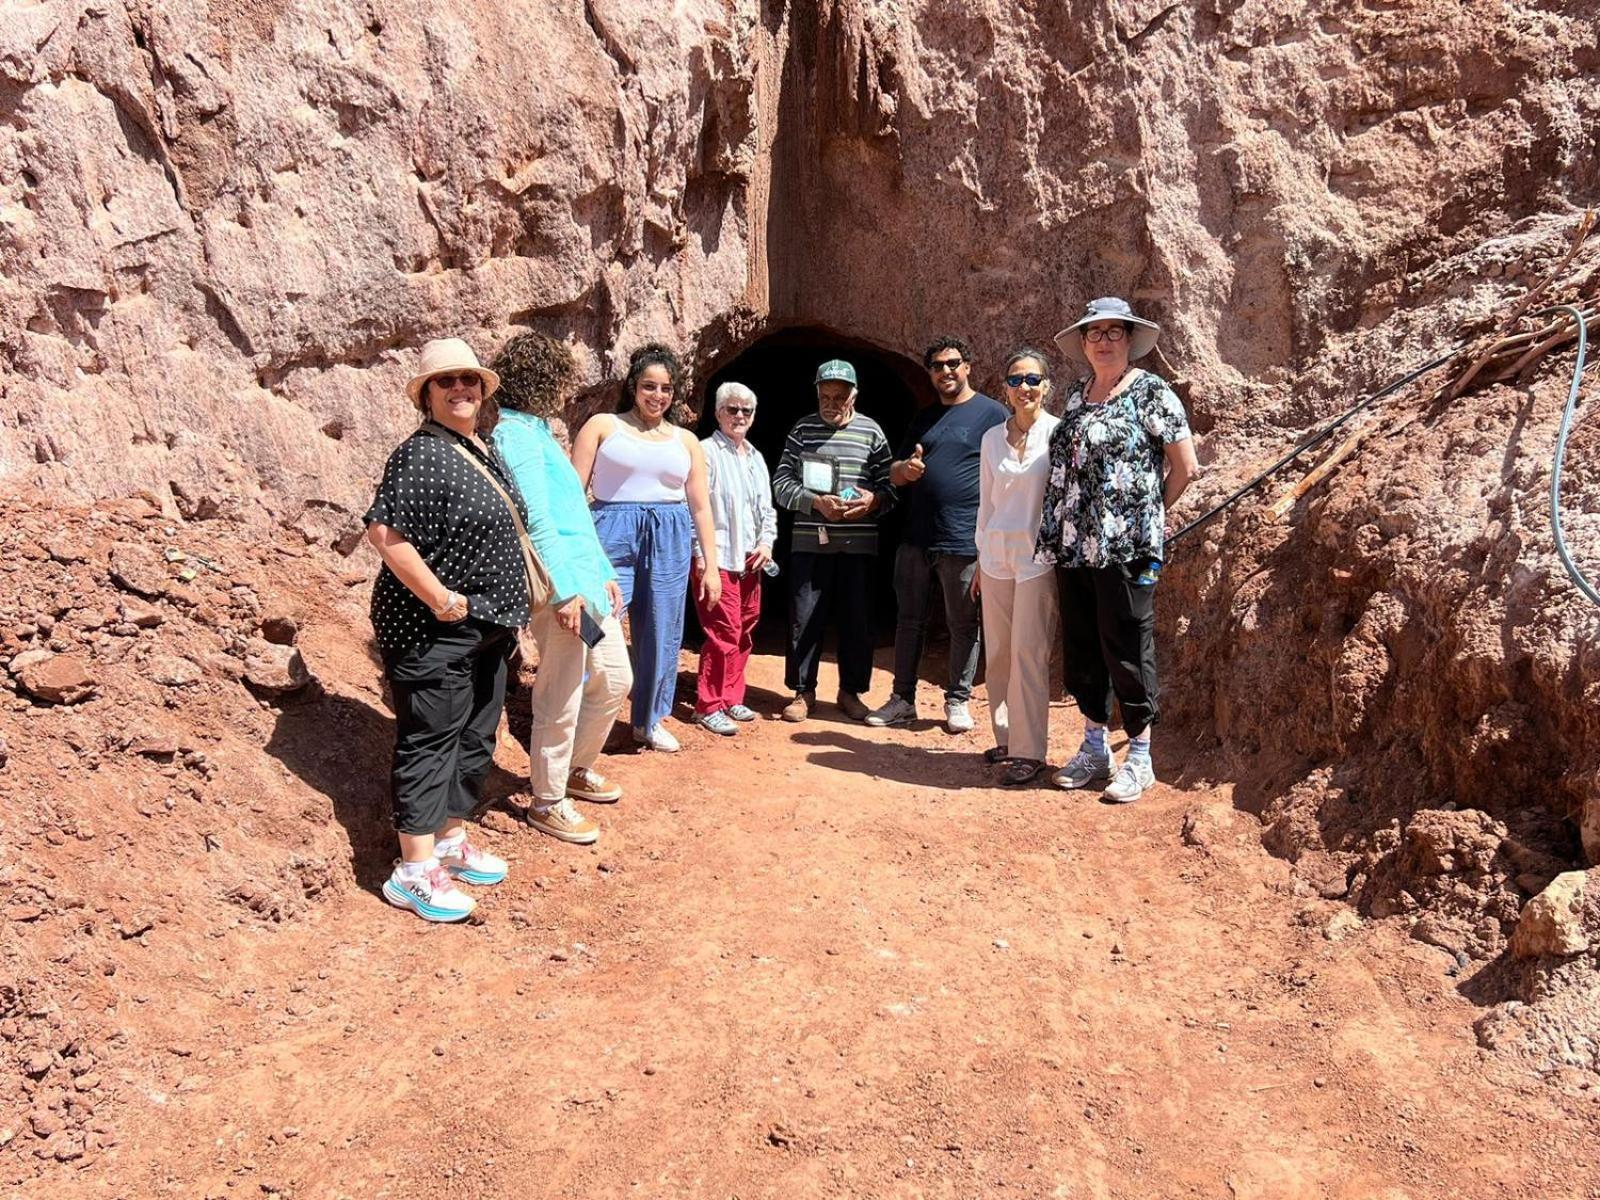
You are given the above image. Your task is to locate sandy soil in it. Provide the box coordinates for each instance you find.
[33,640,1597,1200]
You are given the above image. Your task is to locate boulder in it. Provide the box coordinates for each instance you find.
[108,545,169,600]
[243,640,312,695]
[1510,871,1597,959]
[147,655,203,688]
[11,652,96,704]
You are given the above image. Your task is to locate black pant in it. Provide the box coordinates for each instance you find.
[787,551,875,695]
[384,620,514,836]
[1057,563,1159,738]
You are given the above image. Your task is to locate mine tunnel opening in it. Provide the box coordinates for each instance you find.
[693,324,933,649]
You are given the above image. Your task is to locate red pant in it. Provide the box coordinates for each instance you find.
[695,568,763,714]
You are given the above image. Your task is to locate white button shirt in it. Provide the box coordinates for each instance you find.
[697,430,778,573]
[976,412,1060,582]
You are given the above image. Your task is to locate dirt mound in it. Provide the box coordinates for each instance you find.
[1163,213,1600,1072]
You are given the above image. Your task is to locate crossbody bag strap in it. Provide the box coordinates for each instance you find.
[443,439,553,612]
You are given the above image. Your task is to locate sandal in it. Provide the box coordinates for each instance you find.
[1002,759,1044,787]
[983,745,1010,765]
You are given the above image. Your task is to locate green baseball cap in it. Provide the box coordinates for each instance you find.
[814,359,858,387]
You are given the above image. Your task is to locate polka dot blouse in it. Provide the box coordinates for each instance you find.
[363,421,532,657]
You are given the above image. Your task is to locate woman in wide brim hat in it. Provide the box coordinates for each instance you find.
[1053,296,1161,365]
[1033,297,1200,805]
[363,336,527,922]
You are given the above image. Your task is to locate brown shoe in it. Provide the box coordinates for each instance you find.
[836,691,870,721]
[526,798,600,845]
[781,691,815,723]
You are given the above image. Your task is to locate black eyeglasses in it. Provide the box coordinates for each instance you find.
[1005,373,1045,388]
[1083,327,1128,344]
[429,373,481,390]
[723,405,755,416]
[929,357,965,372]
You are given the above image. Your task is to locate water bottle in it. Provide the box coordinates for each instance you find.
[762,559,781,578]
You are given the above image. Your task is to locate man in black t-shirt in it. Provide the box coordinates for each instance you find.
[866,336,1008,734]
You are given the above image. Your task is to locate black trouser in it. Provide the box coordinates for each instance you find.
[383,619,514,836]
[1057,562,1159,739]
[890,545,983,703]
[787,551,875,696]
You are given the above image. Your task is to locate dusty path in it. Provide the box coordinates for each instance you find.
[80,650,1599,1199]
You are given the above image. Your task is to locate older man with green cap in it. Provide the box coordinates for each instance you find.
[771,359,896,723]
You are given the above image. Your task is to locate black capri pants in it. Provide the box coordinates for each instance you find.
[1057,561,1159,739]
[384,619,515,836]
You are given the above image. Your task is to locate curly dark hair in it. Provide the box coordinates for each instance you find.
[618,343,685,417]
[492,331,577,420]
[923,335,973,370]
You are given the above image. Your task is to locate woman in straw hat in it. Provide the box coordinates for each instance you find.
[1034,298,1200,804]
[363,337,530,922]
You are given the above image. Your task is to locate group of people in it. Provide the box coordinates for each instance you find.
[362,296,1198,922]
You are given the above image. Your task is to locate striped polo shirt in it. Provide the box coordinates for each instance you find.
[772,411,896,555]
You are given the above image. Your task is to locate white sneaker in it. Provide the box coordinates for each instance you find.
[865,695,916,727]
[1103,758,1154,804]
[944,700,974,734]
[634,724,681,753]
[1052,743,1115,790]
[381,861,476,922]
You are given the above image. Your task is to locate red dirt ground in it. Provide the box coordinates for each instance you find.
[4,497,1599,1199]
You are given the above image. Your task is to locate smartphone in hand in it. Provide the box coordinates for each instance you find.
[578,606,606,648]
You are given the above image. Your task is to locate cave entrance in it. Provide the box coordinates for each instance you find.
[695,324,933,647]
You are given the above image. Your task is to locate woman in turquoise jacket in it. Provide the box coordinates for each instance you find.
[490,333,633,848]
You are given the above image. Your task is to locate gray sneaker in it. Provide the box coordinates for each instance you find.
[944,699,974,734]
[1052,743,1115,790]
[1103,758,1154,804]
[865,695,917,727]
[697,710,738,737]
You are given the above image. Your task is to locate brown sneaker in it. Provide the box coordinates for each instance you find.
[566,767,622,804]
[781,691,815,723]
[836,691,870,722]
[526,798,600,845]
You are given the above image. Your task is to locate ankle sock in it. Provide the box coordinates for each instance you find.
[434,832,465,856]
[1128,734,1152,766]
[398,857,437,881]
[1083,724,1108,754]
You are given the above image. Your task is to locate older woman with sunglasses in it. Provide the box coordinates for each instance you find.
[973,348,1061,786]
[1034,298,1200,804]
[691,382,778,734]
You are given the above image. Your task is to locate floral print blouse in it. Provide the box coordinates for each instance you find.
[1033,370,1191,570]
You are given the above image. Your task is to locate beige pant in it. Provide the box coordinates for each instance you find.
[528,607,633,804]
[981,570,1059,762]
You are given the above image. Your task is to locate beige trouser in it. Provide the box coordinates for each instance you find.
[528,607,632,805]
[981,570,1059,762]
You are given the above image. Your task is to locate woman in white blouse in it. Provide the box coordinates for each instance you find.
[974,348,1062,785]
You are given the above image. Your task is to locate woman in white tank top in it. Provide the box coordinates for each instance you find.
[572,345,721,753]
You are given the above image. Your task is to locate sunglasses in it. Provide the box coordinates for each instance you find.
[929,357,966,372]
[1084,327,1128,343]
[723,405,755,416]
[429,373,482,390]
[1005,373,1046,388]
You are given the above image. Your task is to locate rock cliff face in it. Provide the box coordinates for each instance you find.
[3,0,1600,1052]
[6,1,1595,514]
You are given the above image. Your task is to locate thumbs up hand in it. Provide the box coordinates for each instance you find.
[900,443,926,483]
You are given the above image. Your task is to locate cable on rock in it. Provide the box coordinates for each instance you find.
[1541,304,1600,609]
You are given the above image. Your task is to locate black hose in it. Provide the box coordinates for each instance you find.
[1167,346,1462,547]
[1541,304,1600,608]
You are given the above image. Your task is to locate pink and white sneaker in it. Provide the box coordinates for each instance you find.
[382,862,477,922]
[435,837,508,886]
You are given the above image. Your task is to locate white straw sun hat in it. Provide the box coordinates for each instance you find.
[404,338,501,409]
